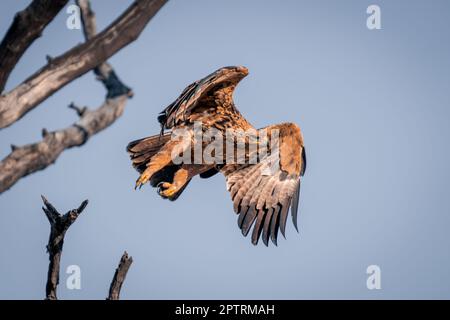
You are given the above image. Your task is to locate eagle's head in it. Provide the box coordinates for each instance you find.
[204,66,249,87]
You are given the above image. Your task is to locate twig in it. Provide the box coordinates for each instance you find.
[0,0,167,129]
[0,0,69,93]
[107,252,133,300]
[77,0,132,97]
[41,195,88,300]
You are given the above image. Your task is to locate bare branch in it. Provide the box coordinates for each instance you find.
[107,252,133,300]
[0,0,148,194]
[0,0,167,129]
[77,0,97,39]
[0,96,128,193]
[41,195,88,300]
[77,0,128,93]
[0,0,69,93]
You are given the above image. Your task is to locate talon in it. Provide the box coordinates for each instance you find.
[135,171,152,190]
[135,179,144,190]
[156,181,166,194]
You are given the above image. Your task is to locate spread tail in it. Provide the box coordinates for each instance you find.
[127,133,171,174]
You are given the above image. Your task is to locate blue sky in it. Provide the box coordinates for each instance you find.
[0,0,450,299]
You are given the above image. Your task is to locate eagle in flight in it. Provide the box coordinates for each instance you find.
[127,66,306,246]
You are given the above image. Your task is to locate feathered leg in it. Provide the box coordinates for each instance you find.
[135,141,178,189]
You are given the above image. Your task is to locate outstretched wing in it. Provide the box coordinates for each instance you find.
[157,66,248,130]
[222,123,306,246]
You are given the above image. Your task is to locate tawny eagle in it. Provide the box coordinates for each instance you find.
[127,66,306,246]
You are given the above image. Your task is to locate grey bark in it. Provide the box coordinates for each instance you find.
[0,96,129,193]
[42,195,88,300]
[107,252,134,300]
[42,196,133,300]
[0,0,69,93]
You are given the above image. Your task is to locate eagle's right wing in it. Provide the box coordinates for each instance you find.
[221,123,306,246]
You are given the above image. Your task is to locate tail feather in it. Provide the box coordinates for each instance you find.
[127,132,192,200]
[127,133,171,173]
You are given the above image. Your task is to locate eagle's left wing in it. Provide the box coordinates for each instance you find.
[157,66,249,130]
[222,123,306,246]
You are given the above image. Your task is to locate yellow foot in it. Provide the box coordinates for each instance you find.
[157,182,178,199]
[135,171,152,189]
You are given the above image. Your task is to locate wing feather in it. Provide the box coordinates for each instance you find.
[291,179,301,232]
[241,206,257,236]
[251,209,267,245]
[279,198,292,238]
[222,123,305,246]
[270,207,280,246]
[158,66,248,130]
[262,207,275,246]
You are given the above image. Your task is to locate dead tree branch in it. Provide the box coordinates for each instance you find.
[0,0,164,194]
[0,96,129,193]
[0,0,167,129]
[41,196,133,300]
[107,251,134,300]
[77,0,132,97]
[41,195,88,300]
[0,0,69,93]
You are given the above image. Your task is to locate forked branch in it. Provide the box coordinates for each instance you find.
[0,0,163,193]
[0,0,167,129]
[41,196,133,300]
[42,195,88,300]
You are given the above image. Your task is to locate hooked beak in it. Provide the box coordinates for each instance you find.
[235,66,249,76]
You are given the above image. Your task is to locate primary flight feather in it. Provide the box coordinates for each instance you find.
[127,66,306,246]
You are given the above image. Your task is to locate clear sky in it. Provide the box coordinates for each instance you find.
[1,0,450,299]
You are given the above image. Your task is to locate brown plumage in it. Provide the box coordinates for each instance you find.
[127,66,306,246]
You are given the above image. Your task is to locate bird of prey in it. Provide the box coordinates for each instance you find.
[127,66,306,246]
